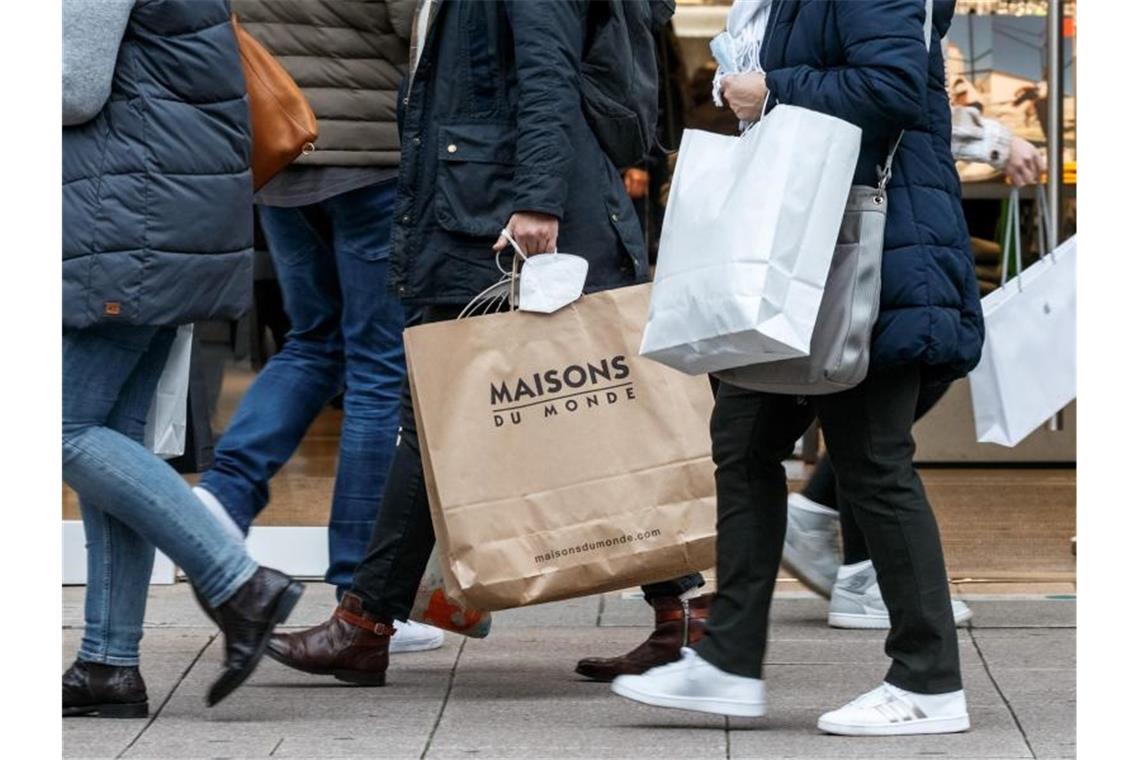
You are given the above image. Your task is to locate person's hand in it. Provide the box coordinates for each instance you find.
[721,72,769,123]
[493,211,560,256]
[623,168,650,200]
[1004,137,1046,187]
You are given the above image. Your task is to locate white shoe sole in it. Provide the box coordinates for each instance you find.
[828,606,974,630]
[817,713,970,736]
[612,679,767,718]
[390,631,445,654]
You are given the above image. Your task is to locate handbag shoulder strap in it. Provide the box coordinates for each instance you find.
[877,0,934,196]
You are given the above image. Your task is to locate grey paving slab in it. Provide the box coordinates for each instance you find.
[964,598,1075,629]
[489,594,601,628]
[63,629,215,760]
[973,629,1076,759]
[971,628,1074,670]
[121,635,459,759]
[427,629,727,759]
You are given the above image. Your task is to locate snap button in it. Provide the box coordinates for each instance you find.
[447,144,458,154]
[401,214,411,224]
[610,213,619,222]
[413,136,421,146]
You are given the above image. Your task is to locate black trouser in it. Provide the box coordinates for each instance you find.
[349,305,703,621]
[693,366,961,694]
[802,381,952,565]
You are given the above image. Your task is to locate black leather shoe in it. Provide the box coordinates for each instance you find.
[63,659,148,718]
[207,567,303,707]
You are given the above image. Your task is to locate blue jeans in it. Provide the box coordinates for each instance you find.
[199,180,405,593]
[63,324,258,667]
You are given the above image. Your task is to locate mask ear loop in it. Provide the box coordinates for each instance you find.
[495,227,529,310]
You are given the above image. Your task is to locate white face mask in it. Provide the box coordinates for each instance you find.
[517,252,590,314]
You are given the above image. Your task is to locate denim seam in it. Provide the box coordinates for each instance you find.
[84,510,115,664]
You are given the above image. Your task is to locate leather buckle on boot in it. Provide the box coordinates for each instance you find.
[335,607,395,637]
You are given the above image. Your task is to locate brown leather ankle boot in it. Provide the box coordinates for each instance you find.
[266,593,392,686]
[575,593,712,682]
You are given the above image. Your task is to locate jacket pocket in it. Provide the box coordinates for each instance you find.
[434,123,516,239]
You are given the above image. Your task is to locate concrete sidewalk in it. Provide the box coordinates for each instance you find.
[63,584,1074,759]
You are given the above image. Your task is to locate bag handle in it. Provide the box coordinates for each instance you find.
[1034,183,1057,265]
[1000,187,1024,289]
[1000,184,1058,291]
[459,228,529,318]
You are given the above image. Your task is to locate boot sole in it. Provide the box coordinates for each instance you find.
[63,701,148,719]
[574,664,618,683]
[207,581,304,707]
[817,713,970,736]
[612,679,766,718]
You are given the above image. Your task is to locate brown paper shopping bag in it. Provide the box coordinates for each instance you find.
[405,284,716,611]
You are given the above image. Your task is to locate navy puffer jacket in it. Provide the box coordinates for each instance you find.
[62,0,253,329]
[762,0,983,380]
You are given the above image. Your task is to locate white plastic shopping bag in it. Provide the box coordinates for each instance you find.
[969,190,1075,447]
[639,105,862,375]
[144,324,193,459]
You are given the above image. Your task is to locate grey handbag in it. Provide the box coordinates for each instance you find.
[714,176,888,395]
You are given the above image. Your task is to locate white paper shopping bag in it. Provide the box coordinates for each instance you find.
[144,324,193,459]
[969,191,1076,447]
[639,105,862,375]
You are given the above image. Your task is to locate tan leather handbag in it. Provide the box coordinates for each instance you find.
[231,16,318,190]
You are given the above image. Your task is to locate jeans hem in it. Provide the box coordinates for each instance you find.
[77,650,140,668]
[203,558,260,608]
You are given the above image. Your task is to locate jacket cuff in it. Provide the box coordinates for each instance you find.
[764,69,789,106]
[982,118,1013,170]
[512,169,567,220]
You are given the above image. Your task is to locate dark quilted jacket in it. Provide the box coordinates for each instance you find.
[62,0,253,329]
[763,0,984,379]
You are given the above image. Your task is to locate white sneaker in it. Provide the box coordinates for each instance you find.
[828,560,973,629]
[612,647,766,717]
[390,619,445,653]
[781,493,841,598]
[818,682,970,736]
